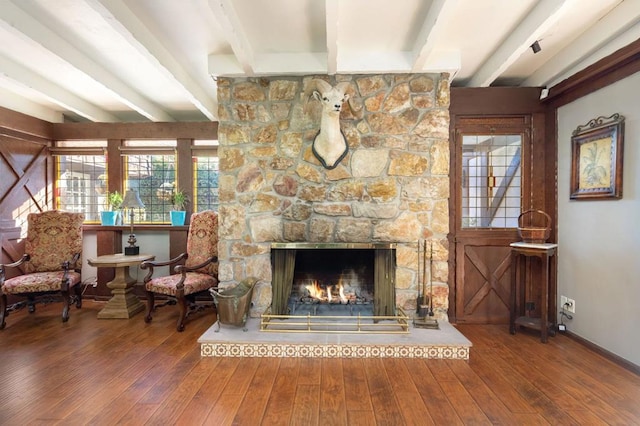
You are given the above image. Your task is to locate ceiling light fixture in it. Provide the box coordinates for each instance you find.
[530,40,542,54]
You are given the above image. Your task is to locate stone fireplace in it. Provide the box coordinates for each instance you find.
[215,73,451,320]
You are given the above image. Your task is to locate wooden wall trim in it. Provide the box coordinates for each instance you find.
[545,38,640,107]
[0,106,53,140]
[450,87,546,115]
[52,121,218,140]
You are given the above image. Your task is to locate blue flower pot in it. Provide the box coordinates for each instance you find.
[100,211,118,226]
[170,210,186,226]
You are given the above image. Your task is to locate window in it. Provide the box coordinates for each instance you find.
[124,140,176,224]
[193,140,219,212]
[53,137,219,224]
[54,141,107,222]
[461,134,521,228]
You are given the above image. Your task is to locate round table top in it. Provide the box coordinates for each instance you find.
[87,253,155,267]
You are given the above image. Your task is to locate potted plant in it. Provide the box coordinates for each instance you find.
[100,190,123,225]
[169,187,188,226]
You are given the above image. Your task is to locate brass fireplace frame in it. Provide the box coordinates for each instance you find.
[260,307,410,334]
[268,242,401,333]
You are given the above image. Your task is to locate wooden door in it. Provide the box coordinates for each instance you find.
[450,113,536,324]
[455,237,514,323]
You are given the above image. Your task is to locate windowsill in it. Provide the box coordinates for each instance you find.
[82,224,189,231]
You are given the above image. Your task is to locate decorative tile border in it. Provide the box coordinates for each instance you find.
[200,342,469,360]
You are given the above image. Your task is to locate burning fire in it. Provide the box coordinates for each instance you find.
[304,280,348,303]
[305,280,324,299]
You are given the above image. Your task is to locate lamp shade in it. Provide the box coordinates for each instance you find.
[121,189,145,209]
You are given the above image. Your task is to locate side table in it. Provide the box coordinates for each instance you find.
[509,242,558,343]
[87,253,155,319]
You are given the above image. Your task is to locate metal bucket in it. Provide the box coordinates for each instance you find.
[210,277,258,332]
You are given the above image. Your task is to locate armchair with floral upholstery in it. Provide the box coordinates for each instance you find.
[0,210,84,329]
[140,210,218,332]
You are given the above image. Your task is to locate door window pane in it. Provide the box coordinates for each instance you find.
[461,134,521,228]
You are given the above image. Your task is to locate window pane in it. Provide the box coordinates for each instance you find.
[461,134,521,228]
[56,155,106,222]
[194,156,219,212]
[125,154,176,224]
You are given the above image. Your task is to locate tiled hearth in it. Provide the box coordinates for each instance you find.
[199,319,471,360]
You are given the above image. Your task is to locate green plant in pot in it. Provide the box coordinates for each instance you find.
[101,190,123,225]
[169,187,188,226]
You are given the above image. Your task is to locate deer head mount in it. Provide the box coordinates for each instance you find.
[304,79,363,169]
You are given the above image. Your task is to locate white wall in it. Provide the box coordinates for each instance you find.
[558,72,640,366]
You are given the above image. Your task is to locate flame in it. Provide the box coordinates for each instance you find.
[338,283,347,302]
[302,277,355,303]
[336,276,348,303]
[305,280,324,299]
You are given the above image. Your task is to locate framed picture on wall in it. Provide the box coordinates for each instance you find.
[570,113,625,200]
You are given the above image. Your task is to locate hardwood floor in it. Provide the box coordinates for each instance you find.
[0,300,639,425]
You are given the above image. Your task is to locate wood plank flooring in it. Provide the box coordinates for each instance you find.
[0,300,639,425]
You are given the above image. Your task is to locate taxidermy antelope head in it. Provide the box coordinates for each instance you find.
[304,79,362,169]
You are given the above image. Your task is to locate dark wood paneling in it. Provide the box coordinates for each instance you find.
[0,106,53,139]
[177,138,194,224]
[545,38,640,107]
[0,136,52,219]
[52,121,218,140]
[450,87,546,115]
[106,139,124,195]
[169,228,189,261]
[449,88,551,324]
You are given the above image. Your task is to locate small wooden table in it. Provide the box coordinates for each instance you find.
[87,253,155,319]
[509,242,558,343]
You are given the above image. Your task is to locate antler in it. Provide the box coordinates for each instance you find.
[304,78,333,99]
[303,78,333,114]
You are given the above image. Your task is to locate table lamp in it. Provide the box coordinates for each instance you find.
[121,189,145,255]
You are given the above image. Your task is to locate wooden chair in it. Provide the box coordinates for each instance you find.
[0,210,84,329]
[140,210,218,332]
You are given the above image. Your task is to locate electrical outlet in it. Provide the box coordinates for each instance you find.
[561,295,575,314]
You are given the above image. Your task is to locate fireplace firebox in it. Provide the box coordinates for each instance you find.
[270,243,396,318]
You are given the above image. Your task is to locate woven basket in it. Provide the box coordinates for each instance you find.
[517,209,551,243]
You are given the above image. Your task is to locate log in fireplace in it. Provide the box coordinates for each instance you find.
[270,243,397,318]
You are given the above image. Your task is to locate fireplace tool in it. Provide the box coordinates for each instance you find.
[414,239,439,329]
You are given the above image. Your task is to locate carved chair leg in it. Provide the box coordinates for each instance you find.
[27,295,36,313]
[61,289,71,322]
[145,291,155,323]
[176,295,188,332]
[1,294,7,329]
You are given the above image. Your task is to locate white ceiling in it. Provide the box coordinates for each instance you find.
[0,0,639,123]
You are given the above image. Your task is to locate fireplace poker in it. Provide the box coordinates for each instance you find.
[417,240,429,318]
[428,241,435,318]
[416,239,422,314]
[414,239,439,329]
